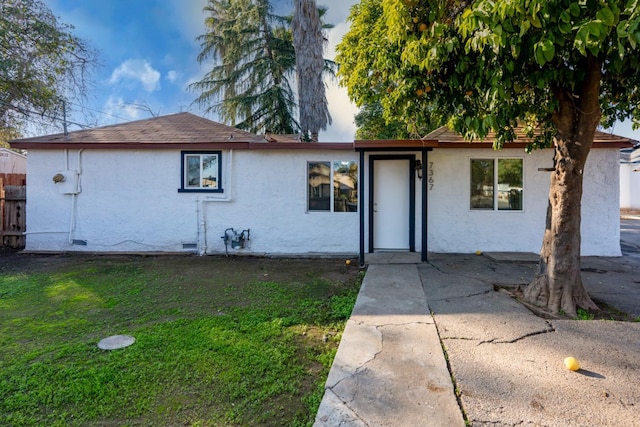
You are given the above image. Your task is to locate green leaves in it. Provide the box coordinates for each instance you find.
[340,0,640,145]
[534,39,556,66]
[597,7,616,26]
[192,0,336,135]
[0,0,95,132]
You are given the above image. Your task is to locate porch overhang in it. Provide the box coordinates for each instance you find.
[356,142,436,268]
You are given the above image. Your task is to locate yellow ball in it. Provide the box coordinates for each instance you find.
[564,357,581,371]
[345,259,351,265]
[475,250,482,255]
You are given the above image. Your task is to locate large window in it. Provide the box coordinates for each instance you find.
[470,158,523,210]
[308,161,358,212]
[179,151,223,192]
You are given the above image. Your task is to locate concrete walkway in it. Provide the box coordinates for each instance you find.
[314,263,465,427]
[315,217,640,426]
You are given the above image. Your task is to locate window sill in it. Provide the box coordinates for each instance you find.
[178,188,224,193]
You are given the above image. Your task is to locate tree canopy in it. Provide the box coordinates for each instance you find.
[338,0,640,316]
[190,0,336,136]
[337,0,438,138]
[353,101,412,140]
[0,0,95,135]
[340,0,640,144]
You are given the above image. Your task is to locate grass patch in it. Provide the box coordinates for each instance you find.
[0,255,362,426]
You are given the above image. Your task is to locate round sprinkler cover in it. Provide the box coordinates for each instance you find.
[98,335,136,350]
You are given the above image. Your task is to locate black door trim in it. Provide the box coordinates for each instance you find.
[368,154,416,253]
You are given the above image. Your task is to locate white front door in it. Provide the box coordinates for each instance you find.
[373,159,410,250]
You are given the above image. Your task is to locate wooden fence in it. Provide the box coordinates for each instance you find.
[1,174,26,248]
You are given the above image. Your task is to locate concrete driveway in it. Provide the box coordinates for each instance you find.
[316,217,640,426]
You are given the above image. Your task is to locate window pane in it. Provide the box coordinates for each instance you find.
[308,162,331,211]
[470,159,494,209]
[186,156,200,188]
[333,161,358,212]
[201,155,218,189]
[498,158,523,210]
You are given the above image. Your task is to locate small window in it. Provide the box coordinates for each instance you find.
[308,161,358,212]
[470,158,522,211]
[179,151,223,192]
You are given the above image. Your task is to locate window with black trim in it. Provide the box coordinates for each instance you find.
[470,158,523,210]
[179,151,223,192]
[308,161,358,212]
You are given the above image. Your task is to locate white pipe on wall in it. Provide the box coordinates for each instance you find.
[68,149,84,244]
[196,150,234,254]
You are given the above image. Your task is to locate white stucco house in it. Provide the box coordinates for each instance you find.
[11,112,633,264]
[620,143,640,212]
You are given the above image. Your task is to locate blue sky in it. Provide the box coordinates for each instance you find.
[39,0,639,142]
[41,0,360,141]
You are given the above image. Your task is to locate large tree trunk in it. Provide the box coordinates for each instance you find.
[292,0,331,142]
[523,55,602,317]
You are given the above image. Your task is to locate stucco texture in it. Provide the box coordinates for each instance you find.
[23,146,620,256]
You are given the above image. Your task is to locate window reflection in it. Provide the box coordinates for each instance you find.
[470,159,494,209]
[187,156,201,187]
[498,158,523,210]
[308,161,358,212]
[201,155,218,188]
[308,162,331,211]
[333,161,358,212]
[183,152,221,191]
[470,158,523,210]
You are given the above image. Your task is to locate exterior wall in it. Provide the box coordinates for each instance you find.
[620,163,640,210]
[0,148,27,174]
[24,146,621,256]
[425,147,621,256]
[582,149,621,255]
[24,148,359,255]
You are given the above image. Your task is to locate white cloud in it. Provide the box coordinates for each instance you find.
[103,96,141,123]
[321,17,359,142]
[108,59,161,93]
[324,1,359,27]
[322,79,358,142]
[166,70,182,83]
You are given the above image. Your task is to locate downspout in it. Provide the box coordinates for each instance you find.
[68,149,83,244]
[197,149,234,255]
[421,148,428,262]
[359,150,365,268]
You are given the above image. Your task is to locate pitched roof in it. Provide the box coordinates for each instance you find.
[11,112,264,147]
[10,112,353,150]
[422,125,637,148]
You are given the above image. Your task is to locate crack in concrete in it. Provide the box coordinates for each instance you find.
[353,320,433,328]
[322,388,370,427]
[473,419,550,427]
[429,311,471,425]
[326,323,384,402]
[430,289,493,302]
[439,321,556,345]
[479,321,556,345]
[442,336,479,341]
[425,262,495,285]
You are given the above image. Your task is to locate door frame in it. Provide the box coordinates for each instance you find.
[368,154,416,253]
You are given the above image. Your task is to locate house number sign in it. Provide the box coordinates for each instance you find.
[428,161,434,190]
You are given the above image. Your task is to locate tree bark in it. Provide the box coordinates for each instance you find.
[523,55,602,317]
[292,0,331,141]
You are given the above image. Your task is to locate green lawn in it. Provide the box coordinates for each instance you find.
[0,255,361,426]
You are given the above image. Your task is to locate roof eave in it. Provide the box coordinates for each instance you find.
[10,141,356,150]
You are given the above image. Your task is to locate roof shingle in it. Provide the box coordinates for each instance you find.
[11,112,264,145]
